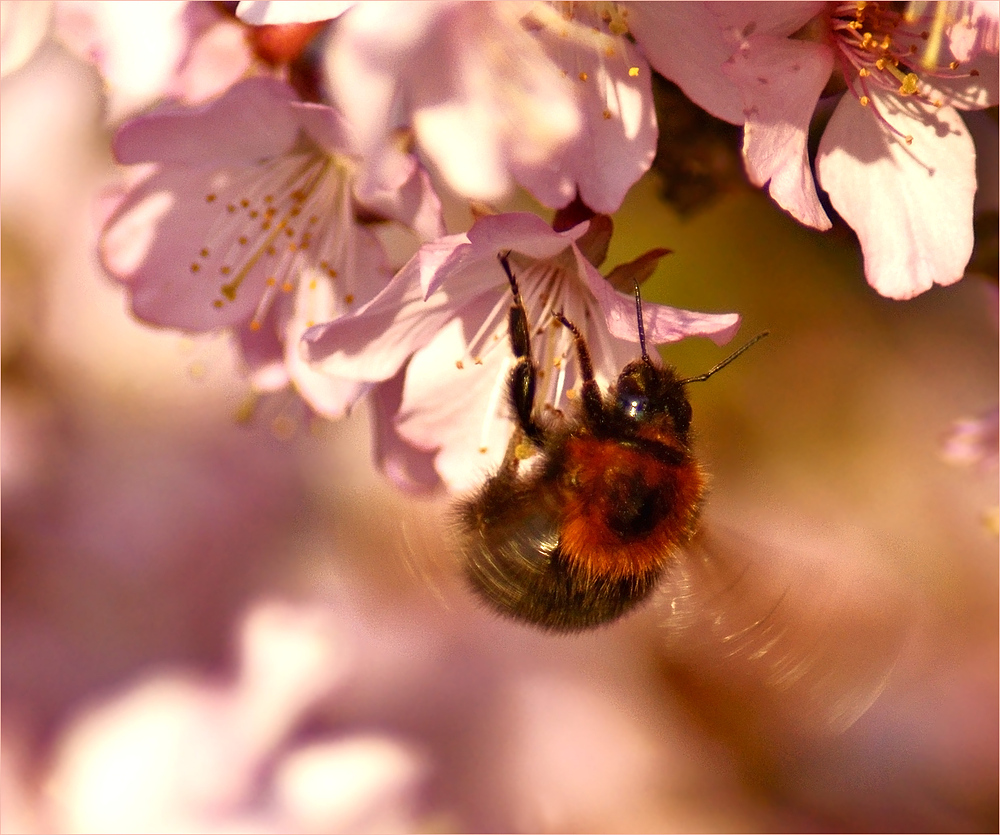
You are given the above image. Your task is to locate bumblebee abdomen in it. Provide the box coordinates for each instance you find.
[457,472,661,630]
[456,432,704,631]
[557,435,705,581]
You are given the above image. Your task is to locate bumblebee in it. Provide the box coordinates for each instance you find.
[456,253,766,631]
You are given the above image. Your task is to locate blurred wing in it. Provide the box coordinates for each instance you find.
[654,516,910,741]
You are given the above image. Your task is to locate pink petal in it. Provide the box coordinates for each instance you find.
[234,300,290,389]
[289,100,355,155]
[408,5,582,204]
[724,34,834,230]
[522,7,657,212]
[53,1,190,118]
[169,11,253,105]
[463,212,589,259]
[629,2,824,126]
[1,0,51,77]
[579,249,741,346]
[278,228,389,417]
[325,2,581,204]
[628,2,745,124]
[947,1,999,63]
[370,369,443,493]
[112,78,301,167]
[303,256,468,383]
[291,101,445,242]
[392,314,517,494]
[356,163,445,244]
[816,91,976,299]
[927,43,1000,110]
[236,1,354,26]
[104,83,396,336]
[711,2,824,39]
[101,165,273,329]
[422,213,589,298]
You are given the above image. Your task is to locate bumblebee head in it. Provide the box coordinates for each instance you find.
[613,358,693,439]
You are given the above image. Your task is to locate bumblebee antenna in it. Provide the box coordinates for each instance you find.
[633,280,652,365]
[680,331,769,385]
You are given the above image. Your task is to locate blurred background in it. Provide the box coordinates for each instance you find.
[2,23,997,834]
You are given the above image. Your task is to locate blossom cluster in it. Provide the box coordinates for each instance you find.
[6,0,997,491]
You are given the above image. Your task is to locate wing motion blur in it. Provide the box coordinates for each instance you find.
[655,515,910,742]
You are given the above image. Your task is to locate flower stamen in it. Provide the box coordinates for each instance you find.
[830,1,978,140]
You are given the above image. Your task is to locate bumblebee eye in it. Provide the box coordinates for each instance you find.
[617,392,649,419]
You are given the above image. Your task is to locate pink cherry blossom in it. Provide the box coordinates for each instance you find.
[634,1,998,299]
[246,1,657,214]
[43,599,426,832]
[100,77,444,416]
[304,212,741,492]
[53,1,255,121]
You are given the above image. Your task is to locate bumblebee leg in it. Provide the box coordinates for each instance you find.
[497,424,527,476]
[554,313,604,424]
[499,253,545,446]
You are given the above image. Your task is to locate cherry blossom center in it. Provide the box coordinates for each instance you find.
[190,150,358,330]
[828,1,980,142]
